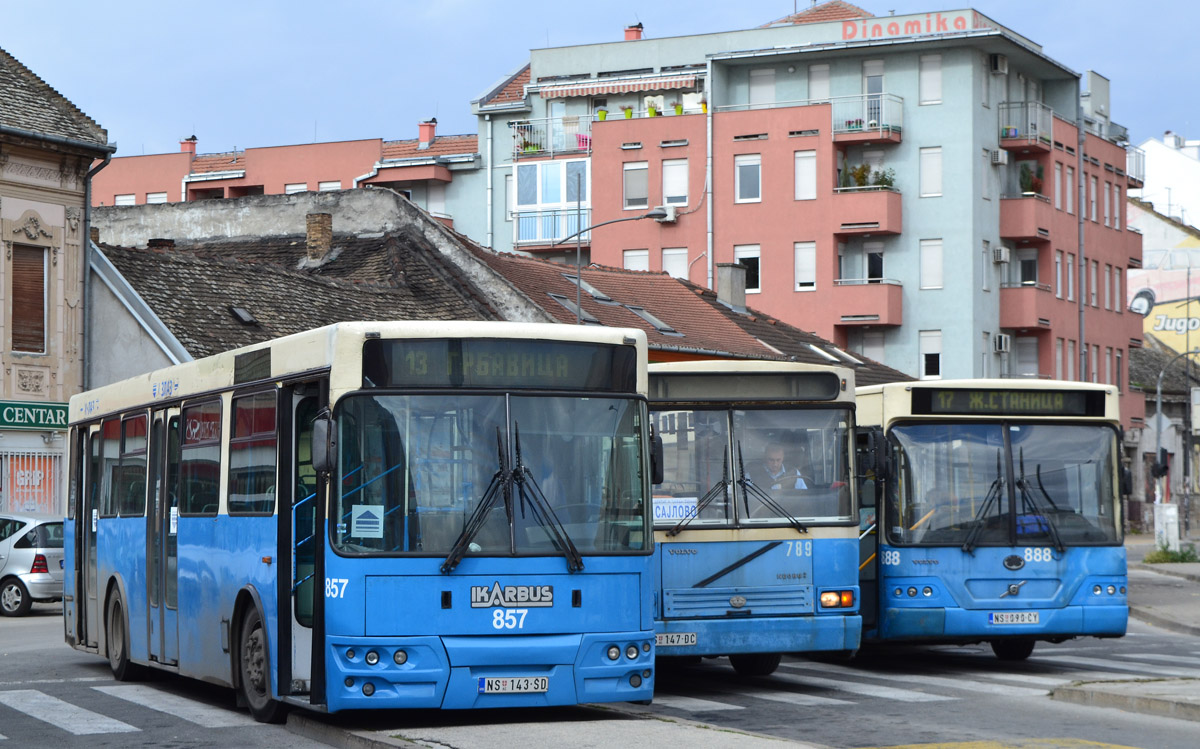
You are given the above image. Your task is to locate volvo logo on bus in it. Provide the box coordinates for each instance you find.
[729,595,747,608]
[1003,555,1025,571]
[470,582,554,608]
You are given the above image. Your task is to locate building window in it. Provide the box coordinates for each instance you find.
[1067,253,1075,300]
[1104,263,1112,310]
[919,331,942,380]
[1114,268,1122,312]
[1090,345,1099,383]
[919,147,942,197]
[1055,250,1064,298]
[114,194,136,206]
[623,162,648,209]
[1103,181,1111,226]
[862,330,884,362]
[284,183,307,194]
[865,241,884,282]
[982,149,991,200]
[1056,338,1064,380]
[1054,163,1063,209]
[662,248,688,279]
[1066,166,1075,214]
[920,239,943,289]
[749,68,775,108]
[623,249,649,271]
[1090,260,1099,306]
[1016,248,1038,285]
[794,150,817,201]
[1113,186,1121,230]
[1106,347,1113,385]
[318,181,342,192]
[1089,175,1098,221]
[981,240,991,291]
[428,183,447,215]
[734,245,761,292]
[1116,349,1123,391]
[808,64,830,102]
[735,154,761,203]
[146,192,168,204]
[981,332,991,378]
[662,159,688,205]
[1067,339,1075,380]
[919,54,942,104]
[1015,337,1039,377]
[504,173,513,221]
[11,245,46,354]
[794,241,816,291]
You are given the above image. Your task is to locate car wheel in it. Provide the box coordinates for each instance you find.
[729,652,783,676]
[990,638,1036,661]
[106,590,145,680]
[1,577,32,617]
[238,607,287,723]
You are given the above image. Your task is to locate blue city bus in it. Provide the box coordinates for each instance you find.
[62,322,657,720]
[648,362,861,675]
[856,379,1128,660]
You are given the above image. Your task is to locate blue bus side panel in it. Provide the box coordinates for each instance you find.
[98,518,149,658]
[873,544,1127,642]
[63,520,77,643]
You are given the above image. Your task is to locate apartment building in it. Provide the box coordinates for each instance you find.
[472,2,1144,424]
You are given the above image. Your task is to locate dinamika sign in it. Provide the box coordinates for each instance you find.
[0,401,69,431]
[837,10,996,42]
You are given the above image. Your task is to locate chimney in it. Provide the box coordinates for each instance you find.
[306,213,333,261]
[716,263,747,312]
[625,22,644,41]
[147,238,176,250]
[180,135,198,155]
[89,227,100,244]
[418,118,437,150]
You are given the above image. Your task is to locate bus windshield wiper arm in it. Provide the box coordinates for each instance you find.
[441,428,512,574]
[1020,454,1065,553]
[963,449,1004,555]
[737,443,807,534]
[512,424,584,572]
[667,453,729,537]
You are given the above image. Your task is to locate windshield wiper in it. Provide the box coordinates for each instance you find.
[962,448,1004,555]
[666,453,729,537]
[512,424,584,572]
[736,443,807,534]
[1017,449,1065,553]
[441,428,513,573]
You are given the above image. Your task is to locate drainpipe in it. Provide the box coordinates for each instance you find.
[1077,85,1087,380]
[705,57,715,289]
[83,152,113,390]
[486,114,494,249]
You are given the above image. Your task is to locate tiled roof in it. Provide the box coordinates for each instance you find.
[381,134,479,160]
[190,152,245,173]
[0,46,107,149]
[763,0,872,26]
[101,231,498,359]
[1131,334,1195,395]
[480,64,530,107]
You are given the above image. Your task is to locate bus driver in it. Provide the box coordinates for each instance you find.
[750,444,809,493]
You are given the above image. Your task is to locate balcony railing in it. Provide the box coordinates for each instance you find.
[999,101,1053,148]
[831,94,903,136]
[1126,145,1146,184]
[513,207,591,246]
[511,117,592,159]
[834,278,902,286]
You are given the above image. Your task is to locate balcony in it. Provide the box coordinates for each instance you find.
[831,94,903,145]
[831,279,903,326]
[832,187,902,236]
[513,207,591,248]
[1126,145,1146,188]
[999,194,1053,243]
[511,117,592,159]
[999,102,1053,154]
[999,282,1055,330]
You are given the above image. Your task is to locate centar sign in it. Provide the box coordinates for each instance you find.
[0,401,68,431]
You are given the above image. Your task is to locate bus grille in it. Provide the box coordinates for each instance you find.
[663,585,813,619]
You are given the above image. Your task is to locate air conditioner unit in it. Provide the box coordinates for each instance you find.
[654,205,678,223]
[990,54,1008,75]
[991,149,1009,165]
[992,246,1011,264]
[993,333,1012,354]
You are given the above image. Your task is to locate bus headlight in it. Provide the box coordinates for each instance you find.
[607,646,621,660]
[820,591,841,607]
[907,587,918,598]
[346,648,356,660]
[922,587,933,597]
[626,645,639,659]
[1093,585,1102,595]
[394,650,408,665]
[630,674,642,688]
[366,650,379,666]
[1106,585,1116,595]
[362,682,375,697]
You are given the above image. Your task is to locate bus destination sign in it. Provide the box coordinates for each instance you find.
[363,338,637,392]
[912,388,1104,417]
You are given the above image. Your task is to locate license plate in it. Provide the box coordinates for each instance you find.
[656,632,698,646]
[989,611,1039,624]
[478,676,549,694]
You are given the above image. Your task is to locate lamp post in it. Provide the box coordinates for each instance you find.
[551,172,670,323]
[1154,348,1200,502]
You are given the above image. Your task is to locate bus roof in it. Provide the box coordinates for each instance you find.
[71,321,648,424]
[649,359,853,404]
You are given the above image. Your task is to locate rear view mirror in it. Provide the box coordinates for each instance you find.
[1120,466,1133,496]
[312,412,337,474]
[650,427,665,486]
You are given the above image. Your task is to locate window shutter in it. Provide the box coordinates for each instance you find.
[12,246,46,353]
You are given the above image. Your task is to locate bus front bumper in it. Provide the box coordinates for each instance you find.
[878,604,1128,641]
[655,614,862,657]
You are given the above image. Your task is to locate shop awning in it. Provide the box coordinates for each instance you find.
[539,74,697,99]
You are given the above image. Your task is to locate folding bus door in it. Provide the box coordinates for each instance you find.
[147,409,181,665]
[79,425,101,649]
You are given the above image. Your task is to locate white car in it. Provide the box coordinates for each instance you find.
[0,513,64,616]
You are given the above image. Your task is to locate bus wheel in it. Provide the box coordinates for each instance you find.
[729,652,783,677]
[238,607,287,723]
[1,577,32,617]
[106,591,144,680]
[990,639,1035,661]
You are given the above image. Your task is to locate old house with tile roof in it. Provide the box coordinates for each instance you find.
[1,45,112,514]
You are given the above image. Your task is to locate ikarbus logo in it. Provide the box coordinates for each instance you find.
[470,582,554,608]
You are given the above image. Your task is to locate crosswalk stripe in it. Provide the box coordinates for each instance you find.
[0,690,138,735]
[92,685,257,728]
[787,662,1045,697]
[770,669,954,702]
[1112,653,1200,667]
[972,671,1079,687]
[737,688,853,706]
[653,694,744,712]
[1032,654,1200,678]
[0,677,110,688]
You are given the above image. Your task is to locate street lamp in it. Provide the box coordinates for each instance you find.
[1154,348,1200,495]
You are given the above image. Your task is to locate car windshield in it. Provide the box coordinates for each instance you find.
[333,393,648,557]
[652,407,853,528]
[886,422,1120,547]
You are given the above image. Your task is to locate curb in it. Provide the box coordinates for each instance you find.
[1130,561,1200,583]
[1052,682,1200,723]
[287,712,421,749]
[1128,605,1200,638]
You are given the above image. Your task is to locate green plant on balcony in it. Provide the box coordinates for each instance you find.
[622,105,634,119]
[872,168,896,188]
[1019,163,1045,194]
[849,163,872,187]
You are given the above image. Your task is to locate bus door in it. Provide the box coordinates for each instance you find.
[147,409,180,665]
[285,390,320,694]
[79,424,102,649]
[857,431,882,631]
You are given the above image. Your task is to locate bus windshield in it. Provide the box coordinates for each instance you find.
[653,407,853,528]
[333,393,648,557]
[886,422,1120,547]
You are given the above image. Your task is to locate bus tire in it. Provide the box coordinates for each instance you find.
[238,606,287,723]
[1,577,32,617]
[106,590,144,680]
[729,652,783,677]
[990,638,1035,661]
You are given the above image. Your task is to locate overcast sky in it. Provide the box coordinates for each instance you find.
[3,0,1192,155]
